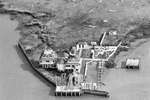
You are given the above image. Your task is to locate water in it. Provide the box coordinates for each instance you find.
[0,15,150,100]
[0,15,51,100]
[0,15,102,100]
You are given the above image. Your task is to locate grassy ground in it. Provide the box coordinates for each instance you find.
[3,0,150,50]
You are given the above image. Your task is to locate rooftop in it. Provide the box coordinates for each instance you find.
[67,58,81,64]
[55,86,81,92]
[126,58,140,66]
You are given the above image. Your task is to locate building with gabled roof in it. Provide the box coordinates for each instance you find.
[76,41,89,50]
[125,58,140,69]
[39,47,57,69]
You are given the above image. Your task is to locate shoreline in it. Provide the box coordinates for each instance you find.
[2,0,150,100]
[18,41,56,86]
[0,14,52,100]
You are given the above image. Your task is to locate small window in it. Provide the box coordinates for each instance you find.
[66,65,70,67]
[72,65,75,68]
[82,45,84,48]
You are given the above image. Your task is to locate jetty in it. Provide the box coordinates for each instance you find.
[18,31,124,97]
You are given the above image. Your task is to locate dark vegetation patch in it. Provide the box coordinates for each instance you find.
[105,59,116,68]
[124,19,150,41]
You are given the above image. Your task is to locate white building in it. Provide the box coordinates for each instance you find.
[76,41,88,50]
[39,48,57,68]
[65,58,82,72]
[55,85,81,96]
[108,30,118,35]
[125,58,140,69]
[57,63,65,71]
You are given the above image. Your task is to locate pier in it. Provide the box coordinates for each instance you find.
[55,86,82,96]
[17,30,125,97]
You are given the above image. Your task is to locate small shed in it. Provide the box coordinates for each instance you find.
[76,41,88,50]
[57,63,65,72]
[125,58,140,69]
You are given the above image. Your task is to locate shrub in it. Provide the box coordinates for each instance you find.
[105,59,116,68]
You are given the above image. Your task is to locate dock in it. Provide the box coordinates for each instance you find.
[17,30,123,97]
[81,82,109,97]
[55,86,82,96]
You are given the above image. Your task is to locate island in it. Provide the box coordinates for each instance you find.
[0,0,150,99]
